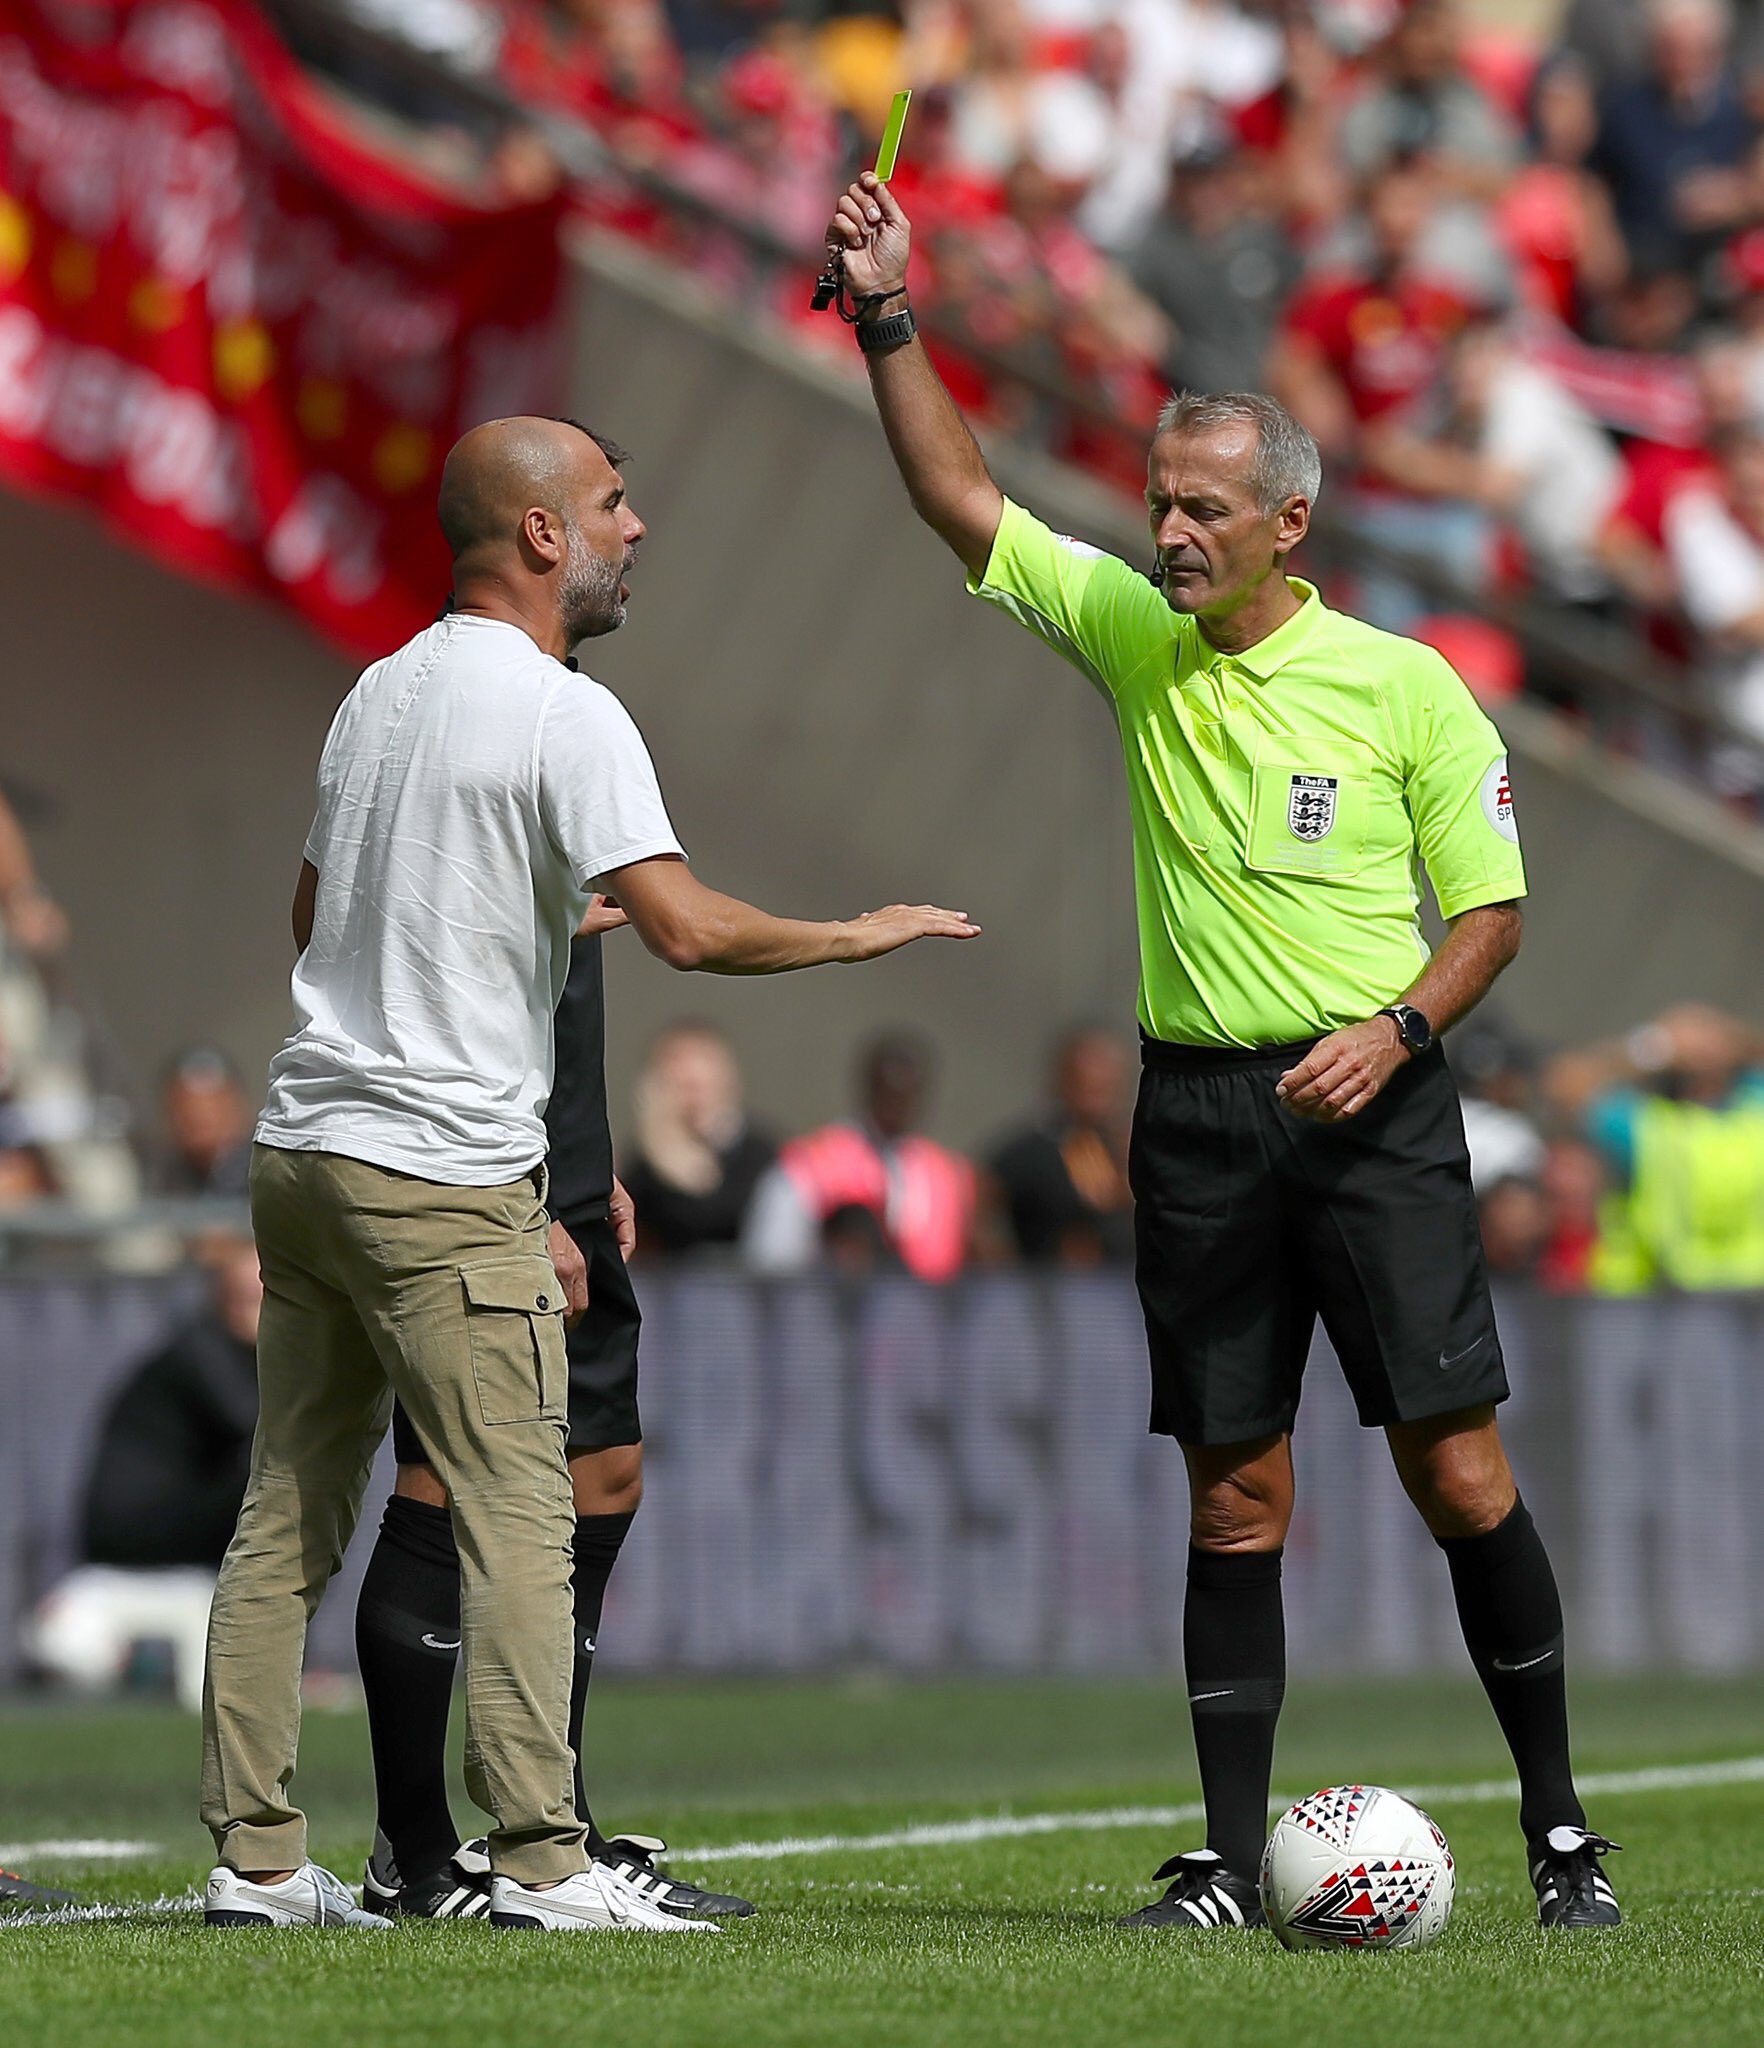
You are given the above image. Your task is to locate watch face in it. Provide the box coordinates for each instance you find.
[1400,1008,1430,1050]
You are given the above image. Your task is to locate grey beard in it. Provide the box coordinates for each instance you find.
[560,532,626,643]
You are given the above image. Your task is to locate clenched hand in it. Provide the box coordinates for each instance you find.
[1276,1017,1408,1122]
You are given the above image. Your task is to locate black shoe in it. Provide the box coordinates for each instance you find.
[363,1835,493,1920]
[0,1868,76,1912]
[1117,1849,1266,1931]
[599,1834,758,1919]
[1530,1827,1623,1930]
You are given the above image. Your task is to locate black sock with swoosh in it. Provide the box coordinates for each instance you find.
[1439,1497,1586,1844]
[570,1511,636,1856]
[354,1494,462,1886]
[1184,1545,1286,1884]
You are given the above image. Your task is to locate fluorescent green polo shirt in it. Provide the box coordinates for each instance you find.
[969,499,1527,1047]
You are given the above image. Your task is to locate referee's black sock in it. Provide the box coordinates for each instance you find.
[570,1510,636,1858]
[354,1494,462,1886]
[1438,1497,1586,1846]
[1184,1545,1286,1884]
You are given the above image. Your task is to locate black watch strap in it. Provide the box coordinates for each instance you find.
[857,305,917,354]
[1380,1004,1433,1054]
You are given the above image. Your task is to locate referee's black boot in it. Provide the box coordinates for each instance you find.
[1117,1849,1266,1932]
[1529,1827,1623,1930]
[599,1834,758,1919]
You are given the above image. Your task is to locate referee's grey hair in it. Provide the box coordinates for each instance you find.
[1154,391,1324,513]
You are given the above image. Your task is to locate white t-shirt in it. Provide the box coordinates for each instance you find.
[256,613,684,1185]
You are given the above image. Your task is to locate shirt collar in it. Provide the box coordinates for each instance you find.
[1200,578,1323,680]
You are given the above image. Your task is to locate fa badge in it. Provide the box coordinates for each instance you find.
[1287,773,1338,841]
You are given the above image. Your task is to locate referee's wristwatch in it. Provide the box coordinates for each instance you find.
[1379,1003,1434,1056]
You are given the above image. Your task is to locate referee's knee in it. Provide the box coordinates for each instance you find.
[1188,1482,1289,1552]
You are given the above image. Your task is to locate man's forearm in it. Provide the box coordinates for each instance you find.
[650,887,856,974]
[1401,902,1523,1035]
[864,335,998,568]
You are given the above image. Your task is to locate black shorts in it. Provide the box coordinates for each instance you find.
[1130,1036,1507,1447]
[390,1213,642,1464]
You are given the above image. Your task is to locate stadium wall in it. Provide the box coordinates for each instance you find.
[1,1269,1756,1681]
[2,239,1763,1142]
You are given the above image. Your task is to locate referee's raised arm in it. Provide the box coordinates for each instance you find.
[826,173,1003,579]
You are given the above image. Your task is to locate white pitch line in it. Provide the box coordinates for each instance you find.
[0,1892,199,1930]
[0,1839,160,1864]
[678,1753,1764,1865]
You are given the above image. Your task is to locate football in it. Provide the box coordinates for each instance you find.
[1259,1785,1456,1952]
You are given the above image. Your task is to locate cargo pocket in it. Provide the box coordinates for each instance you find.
[460,1257,567,1427]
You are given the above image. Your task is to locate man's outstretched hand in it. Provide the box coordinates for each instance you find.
[826,172,912,302]
[1276,1017,1408,1123]
[840,903,980,960]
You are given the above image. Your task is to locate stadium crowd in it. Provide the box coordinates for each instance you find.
[285,0,1764,797]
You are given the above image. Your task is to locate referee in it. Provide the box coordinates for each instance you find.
[827,175,1621,1934]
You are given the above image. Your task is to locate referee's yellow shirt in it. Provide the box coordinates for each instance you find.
[970,499,1527,1048]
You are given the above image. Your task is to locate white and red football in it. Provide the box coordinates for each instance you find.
[1259,1784,1455,1952]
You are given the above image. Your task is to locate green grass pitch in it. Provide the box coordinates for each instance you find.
[2,1674,1761,2048]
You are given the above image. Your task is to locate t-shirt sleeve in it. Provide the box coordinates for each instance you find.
[1402,648,1528,918]
[966,497,1170,698]
[537,681,686,890]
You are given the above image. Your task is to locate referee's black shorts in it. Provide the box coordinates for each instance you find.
[391,1212,642,1465]
[1131,1036,1507,1447]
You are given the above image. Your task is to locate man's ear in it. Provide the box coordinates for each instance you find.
[521,505,564,566]
[1274,495,1311,559]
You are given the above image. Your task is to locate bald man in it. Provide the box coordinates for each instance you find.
[200,416,978,1935]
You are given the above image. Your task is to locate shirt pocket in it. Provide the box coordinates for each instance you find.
[460,1256,568,1427]
[1132,706,1225,857]
[1244,742,1376,880]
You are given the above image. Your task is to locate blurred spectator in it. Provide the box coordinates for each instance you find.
[1271,160,1497,625]
[153,1044,253,1197]
[620,1019,776,1257]
[1340,0,1520,202]
[1478,1173,1551,1275]
[1452,1011,1547,1277]
[1376,317,1623,609]
[1546,1002,1764,1291]
[1128,133,1302,396]
[24,1240,262,1711]
[983,1025,1133,1266]
[0,781,67,961]
[1589,0,1759,273]
[1535,1134,1610,1292]
[1453,1012,1547,1191]
[1498,52,1628,327]
[744,1030,976,1281]
[1658,423,1764,779]
[1594,333,1747,619]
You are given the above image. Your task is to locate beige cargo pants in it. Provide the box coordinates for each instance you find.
[199,1143,587,1886]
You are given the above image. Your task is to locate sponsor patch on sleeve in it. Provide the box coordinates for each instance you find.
[1480,756,1518,841]
[1053,533,1107,560]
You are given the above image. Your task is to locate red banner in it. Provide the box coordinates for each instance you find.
[0,0,567,655]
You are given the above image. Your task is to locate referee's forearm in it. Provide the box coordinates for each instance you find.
[865,336,1001,576]
[1402,902,1523,1037]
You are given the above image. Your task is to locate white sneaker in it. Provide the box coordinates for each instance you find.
[205,1861,392,1929]
[490,1861,721,1933]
